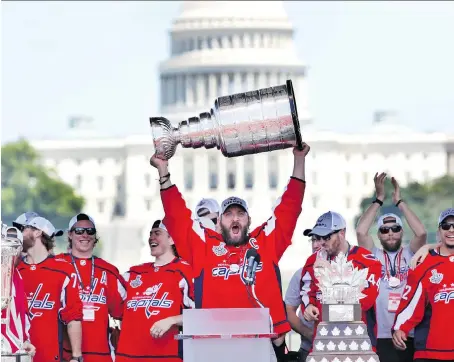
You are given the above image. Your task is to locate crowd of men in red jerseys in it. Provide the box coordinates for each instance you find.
[2,142,453,362]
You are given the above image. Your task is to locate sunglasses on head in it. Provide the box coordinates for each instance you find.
[71,227,96,235]
[313,230,340,241]
[440,222,454,231]
[379,225,402,234]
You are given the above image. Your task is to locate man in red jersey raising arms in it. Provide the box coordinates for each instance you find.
[116,220,194,362]
[56,213,127,362]
[150,144,310,361]
[301,211,382,349]
[16,216,83,362]
[1,224,36,361]
[392,208,454,362]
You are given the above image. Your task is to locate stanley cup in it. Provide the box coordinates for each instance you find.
[149,79,303,160]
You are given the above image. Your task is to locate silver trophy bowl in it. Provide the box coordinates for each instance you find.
[150,79,303,159]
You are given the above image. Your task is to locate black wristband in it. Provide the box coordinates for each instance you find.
[395,199,403,207]
[159,173,170,180]
[372,198,383,206]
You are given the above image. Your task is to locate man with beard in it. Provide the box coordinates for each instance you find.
[356,172,427,362]
[16,216,84,362]
[149,145,310,361]
[301,211,382,352]
[392,208,454,362]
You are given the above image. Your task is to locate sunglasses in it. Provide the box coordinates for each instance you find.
[440,222,454,231]
[71,227,96,235]
[313,230,340,241]
[379,225,402,234]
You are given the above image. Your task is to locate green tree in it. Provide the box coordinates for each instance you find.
[1,139,85,250]
[355,175,454,244]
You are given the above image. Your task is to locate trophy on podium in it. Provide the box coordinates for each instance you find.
[307,252,379,362]
[1,224,32,361]
[149,79,303,160]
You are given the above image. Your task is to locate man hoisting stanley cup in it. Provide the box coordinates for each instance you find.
[149,79,304,159]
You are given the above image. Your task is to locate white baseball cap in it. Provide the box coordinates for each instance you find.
[377,213,403,228]
[195,198,221,217]
[438,208,454,225]
[221,196,249,214]
[25,217,64,238]
[308,211,346,237]
[12,212,39,229]
[68,213,96,230]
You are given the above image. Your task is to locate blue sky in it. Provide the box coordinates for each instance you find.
[2,1,454,142]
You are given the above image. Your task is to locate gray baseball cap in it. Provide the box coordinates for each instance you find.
[308,211,346,237]
[438,208,454,224]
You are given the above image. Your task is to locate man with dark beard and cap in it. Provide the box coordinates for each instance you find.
[149,145,310,361]
[356,172,427,362]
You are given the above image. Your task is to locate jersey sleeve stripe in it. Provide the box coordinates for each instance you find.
[394,281,423,330]
[191,219,206,242]
[301,270,312,307]
[58,276,70,324]
[177,272,195,309]
[263,185,288,237]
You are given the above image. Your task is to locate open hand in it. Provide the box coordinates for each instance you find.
[391,177,401,205]
[373,172,386,201]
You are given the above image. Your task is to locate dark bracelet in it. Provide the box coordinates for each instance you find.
[372,198,383,206]
[159,176,170,185]
[395,199,403,207]
[159,173,170,180]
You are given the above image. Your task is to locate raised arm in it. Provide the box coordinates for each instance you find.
[356,172,386,251]
[390,177,427,253]
[264,145,309,260]
[150,155,205,264]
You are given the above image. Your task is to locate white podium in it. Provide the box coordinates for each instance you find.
[175,308,278,362]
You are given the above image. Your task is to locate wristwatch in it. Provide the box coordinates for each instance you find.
[71,356,84,362]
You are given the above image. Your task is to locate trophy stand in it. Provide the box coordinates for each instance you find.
[307,253,379,362]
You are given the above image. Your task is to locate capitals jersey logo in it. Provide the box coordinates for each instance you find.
[27,283,55,320]
[79,279,107,304]
[212,253,263,282]
[126,282,174,319]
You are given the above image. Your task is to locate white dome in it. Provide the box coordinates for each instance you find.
[177,1,289,21]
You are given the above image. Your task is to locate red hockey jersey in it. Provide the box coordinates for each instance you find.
[393,250,454,361]
[115,258,194,362]
[161,177,306,335]
[55,253,127,362]
[300,246,382,346]
[1,270,30,353]
[17,255,83,362]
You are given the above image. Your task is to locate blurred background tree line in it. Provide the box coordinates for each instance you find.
[355,175,454,245]
[1,139,102,255]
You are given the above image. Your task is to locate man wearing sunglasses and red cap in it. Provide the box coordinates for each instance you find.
[356,173,427,362]
[392,207,454,362]
[55,213,127,362]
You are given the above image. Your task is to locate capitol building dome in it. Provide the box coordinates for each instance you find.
[159,0,310,123]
